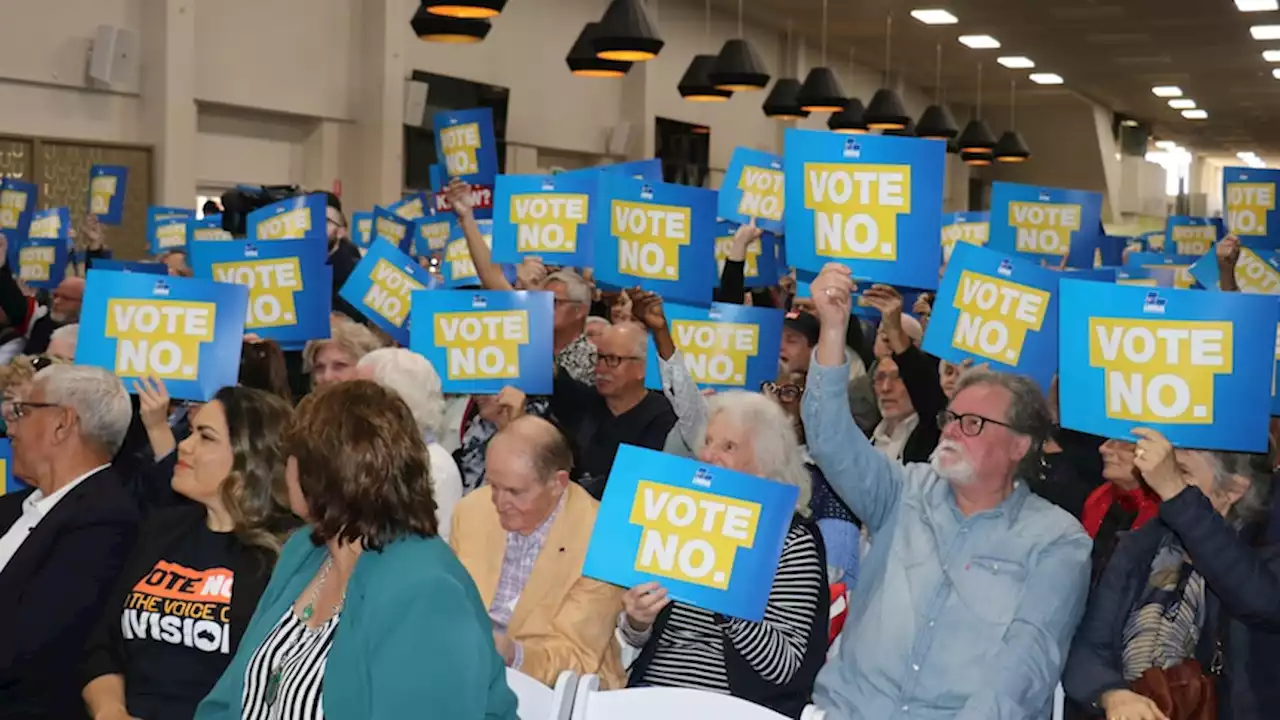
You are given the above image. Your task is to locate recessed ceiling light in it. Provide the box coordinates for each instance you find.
[1155,140,1178,150]
[997,56,1035,69]
[910,9,959,25]
[1251,25,1280,40]
[1028,73,1064,85]
[1152,86,1183,97]
[1121,119,1139,127]
[1273,68,1280,78]
[1239,151,1260,160]
[1168,99,1197,109]
[1238,0,1280,11]
[959,35,1001,49]
[1182,109,1208,120]
[1264,50,1280,61]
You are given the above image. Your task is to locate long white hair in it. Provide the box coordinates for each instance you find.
[698,390,812,516]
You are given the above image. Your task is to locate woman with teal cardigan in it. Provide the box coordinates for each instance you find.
[196,381,517,720]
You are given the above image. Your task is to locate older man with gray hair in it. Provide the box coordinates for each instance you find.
[0,364,138,719]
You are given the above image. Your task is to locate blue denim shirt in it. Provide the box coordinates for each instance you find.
[803,355,1092,720]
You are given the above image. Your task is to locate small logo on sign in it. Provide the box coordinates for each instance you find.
[244,244,259,259]
[842,139,862,159]
[692,467,714,488]
[1038,191,1052,202]
[997,259,1015,277]
[471,294,488,309]
[1142,291,1167,315]
[639,184,655,201]
[152,280,171,298]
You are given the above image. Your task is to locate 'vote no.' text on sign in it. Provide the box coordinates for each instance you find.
[719,148,786,236]
[1225,166,1280,250]
[987,182,1103,263]
[491,174,596,268]
[337,238,434,346]
[644,302,783,393]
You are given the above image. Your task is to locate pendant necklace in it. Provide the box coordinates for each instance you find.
[265,556,337,708]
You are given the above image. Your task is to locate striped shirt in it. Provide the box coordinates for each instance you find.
[242,609,341,720]
[623,523,825,694]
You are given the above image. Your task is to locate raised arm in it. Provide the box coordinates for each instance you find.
[446,178,512,291]
[632,289,705,450]
[714,221,760,305]
[1217,234,1240,292]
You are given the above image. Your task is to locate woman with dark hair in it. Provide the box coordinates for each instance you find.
[83,386,299,720]
[239,337,293,404]
[195,381,517,719]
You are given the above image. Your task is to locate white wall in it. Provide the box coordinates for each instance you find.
[196,105,312,187]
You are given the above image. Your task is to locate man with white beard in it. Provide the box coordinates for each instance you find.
[800,262,1091,720]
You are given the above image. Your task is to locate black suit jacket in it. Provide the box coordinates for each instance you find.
[0,467,140,719]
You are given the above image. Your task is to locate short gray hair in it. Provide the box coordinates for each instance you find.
[1208,452,1273,530]
[586,316,611,330]
[952,369,1052,480]
[698,391,812,516]
[356,348,445,440]
[33,365,131,456]
[50,323,79,347]
[544,270,592,305]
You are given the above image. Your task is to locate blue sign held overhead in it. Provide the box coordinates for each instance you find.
[644,302,784,394]
[17,238,68,291]
[372,206,415,254]
[1224,166,1280,250]
[337,238,434,346]
[987,182,1104,264]
[793,271,923,321]
[76,270,248,402]
[491,174,596,268]
[1058,279,1277,452]
[351,211,374,250]
[713,222,780,289]
[88,165,129,225]
[719,148,786,235]
[188,216,232,243]
[0,178,37,261]
[414,213,454,256]
[1189,244,1280,294]
[1166,216,1220,257]
[246,194,327,241]
[582,444,800,622]
[783,129,945,291]
[30,207,72,241]
[1125,252,1199,289]
[941,211,990,258]
[388,192,431,222]
[433,107,499,219]
[91,259,168,275]
[409,290,554,395]
[442,219,494,289]
[428,164,445,194]
[146,207,194,255]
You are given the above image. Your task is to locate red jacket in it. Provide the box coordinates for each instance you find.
[1081,482,1161,538]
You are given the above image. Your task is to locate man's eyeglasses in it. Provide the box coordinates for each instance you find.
[2,400,62,422]
[761,381,804,403]
[936,409,1016,437]
[29,355,54,373]
[553,297,584,306]
[596,354,643,368]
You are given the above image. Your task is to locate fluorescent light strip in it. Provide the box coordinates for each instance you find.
[910,9,959,25]
[1152,86,1183,97]
[1264,50,1280,61]
[1251,25,1280,40]
[958,35,1001,49]
[997,56,1035,69]
[1168,99,1196,109]
[1028,73,1064,85]
[1182,109,1208,120]
[1238,0,1280,11]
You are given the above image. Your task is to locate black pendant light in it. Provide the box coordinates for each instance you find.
[764,22,808,119]
[679,0,731,101]
[961,150,992,167]
[995,80,1032,162]
[797,0,846,112]
[710,0,770,91]
[594,0,664,63]
[959,63,997,159]
[864,13,910,130]
[828,49,866,133]
[884,118,916,136]
[916,45,959,141]
[567,23,632,77]
[411,7,491,43]
[422,0,506,19]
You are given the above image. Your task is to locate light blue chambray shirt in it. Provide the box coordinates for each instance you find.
[803,354,1092,720]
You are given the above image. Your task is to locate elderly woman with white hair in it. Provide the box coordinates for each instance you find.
[355,348,464,539]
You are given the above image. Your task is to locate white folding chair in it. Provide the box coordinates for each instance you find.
[1053,682,1066,720]
[507,667,578,720]
[570,674,790,720]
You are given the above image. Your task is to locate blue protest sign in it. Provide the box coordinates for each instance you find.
[713,222,779,289]
[1115,267,1175,288]
[146,207,194,254]
[719,148,785,235]
[1189,244,1280,294]
[1166,217,1219,257]
[644,302,784,393]
[76,270,248,402]
[409,290,553,395]
[414,214,454,256]
[442,220,493,289]
[598,159,664,182]
[434,107,498,219]
[372,206,415,254]
[1126,252,1199,289]
[91,259,167,275]
[246,194,326,241]
[941,211,990,258]
[191,239,332,351]
[389,192,431,222]
[188,216,232,243]
[337,238,432,345]
[88,165,128,225]
[1058,279,1276,452]
[592,175,717,306]
[1062,267,1119,284]
[783,130,944,291]
[0,178,37,257]
[1225,167,1280,249]
[491,174,595,267]
[29,207,71,242]
[17,238,68,291]
[582,444,799,621]
[1272,319,1280,416]
[922,244,1059,390]
[793,271,922,321]
[987,182,1103,264]
[0,439,22,496]
[428,164,444,193]
[351,211,374,250]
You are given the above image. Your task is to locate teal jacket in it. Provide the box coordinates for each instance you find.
[195,530,517,719]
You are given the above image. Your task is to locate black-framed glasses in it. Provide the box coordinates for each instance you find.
[761,381,804,403]
[596,354,644,368]
[29,355,54,373]
[936,409,1016,437]
[2,400,62,422]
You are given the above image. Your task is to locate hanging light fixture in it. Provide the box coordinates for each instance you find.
[594,0,664,62]
[422,0,507,19]
[884,118,916,136]
[679,0,732,101]
[829,48,867,133]
[961,151,992,166]
[958,62,998,158]
[865,11,911,130]
[916,45,960,140]
[797,0,846,112]
[567,23,633,77]
[710,0,770,91]
[764,22,809,119]
[412,7,491,43]
[995,79,1032,162]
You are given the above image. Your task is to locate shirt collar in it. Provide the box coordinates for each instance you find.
[872,413,919,445]
[24,464,110,517]
[947,479,1032,527]
[510,491,567,545]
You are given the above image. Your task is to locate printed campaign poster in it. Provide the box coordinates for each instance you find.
[783,130,944,291]
[441,220,493,288]
[491,174,595,267]
[644,302,784,393]
[1166,216,1219,257]
[719,148,785,235]
[1225,167,1280,249]
[941,211,990,255]
[923,244,1059,390]
[17,238,68,291]
[1066,233,1126,270]
[1189,244,1280,294]
[0,439,23,496]
[592,175,717,306]
[582,444,799,622]
[351,211,374,250]
[433,107,499,220]
[1058,279,1277,452]
[191,240,331,351]
[246,194,327,241]
[713,222,779,289]
[793,271,923,322]
[0,178,37,255]
[92,259,167,275]
[987,182,1103,264]
[1272,321,1280,416]
[414,214,454,256]
[30,207,71,241]
[409,290,554,395]
[1115,267,1175,288]
[188,216,233,243]
[428,164,444,194]
[337,238,432,346]
[389,192,430,221]
[76,271,248,402]
[147,207,195,255]
[1125,252,1199,290]
[88,165,128,225]
[372,206,415,254]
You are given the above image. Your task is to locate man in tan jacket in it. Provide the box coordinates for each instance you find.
[450,414,627,688]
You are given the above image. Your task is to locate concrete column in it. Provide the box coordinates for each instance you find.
[346,0,408,212]
[141,0,197,206]
[303,120,343,192]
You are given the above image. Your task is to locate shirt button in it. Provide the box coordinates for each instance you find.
[928,621,935,627]
[993,563,1000,571]
[960,527,968,533]
[912,664,920,671]
[901,706,909,712]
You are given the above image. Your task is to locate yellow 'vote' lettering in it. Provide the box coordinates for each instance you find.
[106,300,217,380]
[628,480,761,590]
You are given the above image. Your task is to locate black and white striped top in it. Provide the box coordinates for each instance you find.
[241,608,341,720]
[625,523,825,694]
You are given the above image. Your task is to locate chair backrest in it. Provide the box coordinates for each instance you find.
[507,668,578,720]
[1053,683,1065,720]
[570,675,791,720]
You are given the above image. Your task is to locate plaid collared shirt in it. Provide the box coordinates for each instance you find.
[488,494,566,630]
